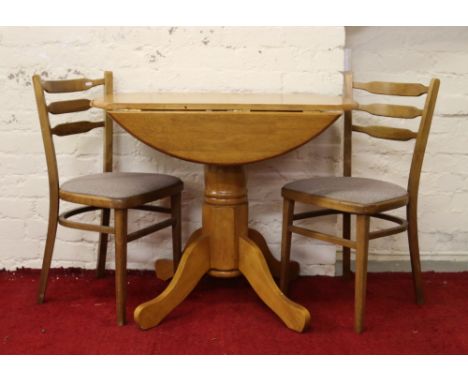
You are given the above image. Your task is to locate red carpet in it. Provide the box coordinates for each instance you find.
[0,268,467,354]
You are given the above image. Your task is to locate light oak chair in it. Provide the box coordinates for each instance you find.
[33,71,183,325]
[279,73,440,333]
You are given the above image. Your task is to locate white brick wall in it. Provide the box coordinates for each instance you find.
[346,27,468,262]
[0,27,345,275]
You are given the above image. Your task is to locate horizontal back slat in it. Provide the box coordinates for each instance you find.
[48,99,91,114]
[42,78,104,93]
[51,121,105,136]
[357,103,423,119]
[352,124,418,141]
[353,81,428,96]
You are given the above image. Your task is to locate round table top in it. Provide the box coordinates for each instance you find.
[94,92,353,165]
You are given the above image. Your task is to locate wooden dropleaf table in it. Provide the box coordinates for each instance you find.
[93,93,354,332]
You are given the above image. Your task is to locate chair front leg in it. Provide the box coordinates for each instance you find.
[171,193,182,271]
[280,198,295,293]
[342,213,352,278]
[354,214,370,333]
[114,208,128,326]
[96,208,111,278]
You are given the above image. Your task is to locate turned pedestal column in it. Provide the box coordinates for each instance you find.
[134,164,310,332]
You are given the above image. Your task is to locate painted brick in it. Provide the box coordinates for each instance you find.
[347,26,468,261]
[0,26,345,274]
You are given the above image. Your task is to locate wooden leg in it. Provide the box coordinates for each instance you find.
[279,199,295,293]
[407,203,424,305]
[171,193,182,271]
[96,208,110,278]
[135,235,210,329]
[114,209,128,326]
[342,213,352,278]
[354,214,370,334]
[248,228,300,282]
[239,236,310,333]
[183,228,203,251]
[37,197,59,304]
[154,228,202,281]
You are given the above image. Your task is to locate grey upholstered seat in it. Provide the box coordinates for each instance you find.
[283,176,408,206]
[61,172,182,200]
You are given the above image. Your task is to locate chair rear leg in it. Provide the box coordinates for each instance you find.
[354,214,370,333]
[114,209,128,326]
[342,213,352,278]
[407,203,424,304]
[37,198,59,304]
[171,193,182,271]
[280,198,295,293]
[96,208,111,278]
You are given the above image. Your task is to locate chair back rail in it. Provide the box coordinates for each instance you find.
[351,125,418,141]
[407,79,440,202]
[48,99,92,114]
[32,72,113,193]
[343,72,440,203]
[342,72,353,177]
[51,121,105,136]
[356,103,423,119]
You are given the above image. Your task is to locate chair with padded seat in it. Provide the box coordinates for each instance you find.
[279,73,440,333]
[33,71,183,325]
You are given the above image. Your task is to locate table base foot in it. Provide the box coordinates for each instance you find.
[239,236,310,332]
[248,228,300,281]
[142,230,309,332]
[154,228,203,281]
[135,235,210,330]
[154,259,174,281]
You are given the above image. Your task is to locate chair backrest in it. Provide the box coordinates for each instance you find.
[342,72,440,204]
[32,71,113,197]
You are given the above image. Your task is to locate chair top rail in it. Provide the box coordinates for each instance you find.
[42,78,105,93]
